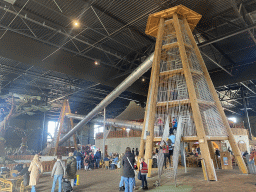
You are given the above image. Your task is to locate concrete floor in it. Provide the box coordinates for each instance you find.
[36,167,256,192]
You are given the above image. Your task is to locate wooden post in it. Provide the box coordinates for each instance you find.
[144,17,165,163]
[183,18,248,174]
[208,141,217,168]
[173,13,216,181]
[55,100,67,155]
[147,159,153,178]
[66,100,78,151]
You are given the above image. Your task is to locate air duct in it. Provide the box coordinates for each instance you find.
[58,53,154,145]
[65,113,143,130]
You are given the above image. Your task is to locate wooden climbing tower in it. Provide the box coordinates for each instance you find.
[49,99,78,155]
[139,5,248,181]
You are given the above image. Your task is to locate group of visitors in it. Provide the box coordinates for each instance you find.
[51,152,77,192]
[119,147,148,192]
[12,155,44,192]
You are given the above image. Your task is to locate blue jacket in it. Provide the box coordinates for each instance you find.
[95,151,101,160]
[76,152,82,161]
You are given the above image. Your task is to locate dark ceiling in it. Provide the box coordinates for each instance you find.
[0,0,256,120]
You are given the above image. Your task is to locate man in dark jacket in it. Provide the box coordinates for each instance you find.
[66,152,77,188]
[76,151,83,170]
[95,150,101,168]
[122,147,135,192]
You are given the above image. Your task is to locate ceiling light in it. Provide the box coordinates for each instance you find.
[94,60,100,65]
[142,78,145,82]
[73,21,79,27]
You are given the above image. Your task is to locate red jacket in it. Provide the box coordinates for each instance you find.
[140,162,148,174]
[249,151,256,161]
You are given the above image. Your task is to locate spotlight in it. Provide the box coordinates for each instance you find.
[94,60,100,65]
[142,78,145,82]
[73,21,79,27]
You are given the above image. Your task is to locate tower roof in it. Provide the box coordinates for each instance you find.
[145,5,202,37]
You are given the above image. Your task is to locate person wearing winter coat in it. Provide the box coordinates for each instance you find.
[94,150,101,168]
[139,158,148,190]
[51,155,66,192]
[76,151,83,170]
[28,154,43,192]
[84,154,90,170]
[122,147,135,192]
[66,152,77,188]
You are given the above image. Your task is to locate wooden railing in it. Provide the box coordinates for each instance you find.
[96,130,142,139]
[7,155,34,160]
[0,160,67,172]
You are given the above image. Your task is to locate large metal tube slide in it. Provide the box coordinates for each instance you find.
[66,113,143,130]
[59,53,154,145]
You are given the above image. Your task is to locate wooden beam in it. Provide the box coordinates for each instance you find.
[173,13,217,181]
[181,136,228,141]
[159,68,203,78]
[55,100,67,155]
[143,17,165,163]
[183,18,248,174]
[67,100,78,151]
[208,141,217,168]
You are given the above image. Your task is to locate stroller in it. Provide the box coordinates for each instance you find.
[62,178,73,192]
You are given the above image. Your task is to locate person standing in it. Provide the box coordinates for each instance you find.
[66,152,77,188]
[172,117,177,130]
[119,153,125,191]
[28,154,43,192]
[139,158,148,190]
[122,147,135,192]
[132,148,135,156]
[51,155,66,192]
[162,142,169,169]
[135,148,139,156]
[76,151,82,170]
[95,150,101,168]
[167,139,173,167]
[84,154,89,171]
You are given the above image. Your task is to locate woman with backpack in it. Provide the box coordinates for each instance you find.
[139,158,148,190]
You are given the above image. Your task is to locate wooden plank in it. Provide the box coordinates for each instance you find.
[183,18,248,174]
[144,17,165,163]
[162,42,179,50]
[153,137,162,142]
[173,13,217,181]
[182,136,228,141]
[165,19,174,25]
[55,100,67,155]
[66,100,78,151]
[159,68,183,77]
[208,141,217,168]
[147,159,153,178]
[159,68,202,78]
[157,99,190,107]
[197,100,215,106]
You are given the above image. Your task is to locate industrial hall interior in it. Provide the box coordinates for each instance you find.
[1,0,256,192]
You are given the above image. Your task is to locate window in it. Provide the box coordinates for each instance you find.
[47,121,58,142]
[94,124,103,139]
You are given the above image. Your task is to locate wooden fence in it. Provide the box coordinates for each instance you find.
[7,155,34,160]
[0,160,67,172]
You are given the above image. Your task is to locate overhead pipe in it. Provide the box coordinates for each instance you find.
[59,53,154,145]
[65,113,144,130]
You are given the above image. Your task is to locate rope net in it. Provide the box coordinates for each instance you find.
[154,19,227,139]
